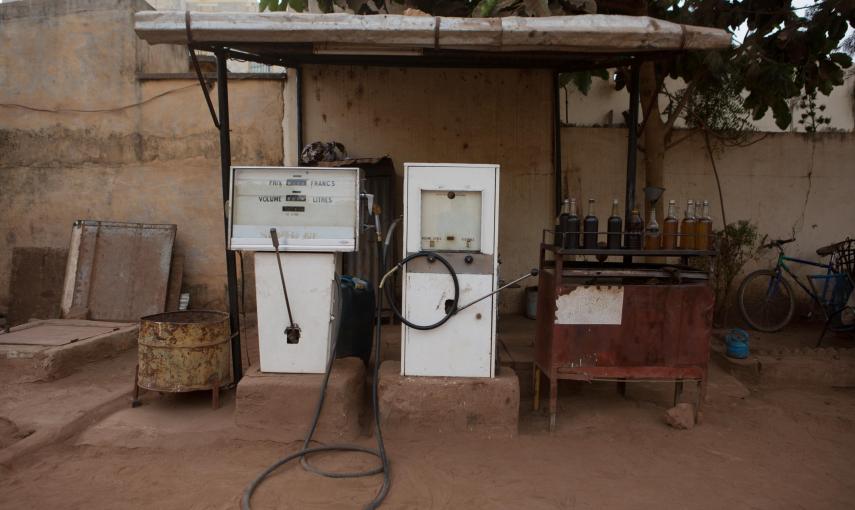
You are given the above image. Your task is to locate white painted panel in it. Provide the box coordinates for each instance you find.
[404,164,498,256]
[229,166,360,252]
[555,286,624,325]
[402,272,495,377]
[255,252,335,373]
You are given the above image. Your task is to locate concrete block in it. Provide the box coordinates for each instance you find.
[0,319,138,381]
[378,361,519,439]
[235,358,365,443]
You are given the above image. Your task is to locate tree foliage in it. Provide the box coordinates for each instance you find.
[260,0,594,15]
[260,0,854,133]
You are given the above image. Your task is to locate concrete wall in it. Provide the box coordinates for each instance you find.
[290,66,556,313]
[0,0,284,312]
[562,127,855,276]
[560,71,855,133]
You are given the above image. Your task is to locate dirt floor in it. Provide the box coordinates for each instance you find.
[1,317,854,510]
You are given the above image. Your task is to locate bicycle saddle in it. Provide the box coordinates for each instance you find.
[816,240,843,257]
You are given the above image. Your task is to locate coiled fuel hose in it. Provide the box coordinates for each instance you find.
[241,250,460,510]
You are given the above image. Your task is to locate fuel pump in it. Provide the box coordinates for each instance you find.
[228,165,360,373]
[392,163,537,378]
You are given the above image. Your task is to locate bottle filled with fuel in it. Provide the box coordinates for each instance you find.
[607,199,622,250]
[661,199,678,249]
[696,200,713,251]
[679,199,697,250]
[644,206,661,250]
[565,198,580,249]
[554,198,570,248]
[583,199,598,249]
[625,207,644,249]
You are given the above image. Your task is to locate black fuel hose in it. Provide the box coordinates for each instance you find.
[241,273,388,510]
[241,250,459,510]
[384,251,460,330]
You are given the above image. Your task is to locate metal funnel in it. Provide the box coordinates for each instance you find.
[643,186,665,206]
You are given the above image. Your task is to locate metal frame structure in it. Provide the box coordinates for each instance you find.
[169,16,710,385]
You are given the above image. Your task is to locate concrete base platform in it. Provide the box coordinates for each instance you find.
[235,357,365,443]
[0,319,138,381]
[378,361,519,439]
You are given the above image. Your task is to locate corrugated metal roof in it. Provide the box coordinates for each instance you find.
[135,11,730,70]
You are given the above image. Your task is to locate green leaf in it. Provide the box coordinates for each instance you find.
[478,0,499,17]
[830,52,853,68]
[572,72,593,95]
[771,99,792,130]
[317,0,334,12]
[289,0,307,11]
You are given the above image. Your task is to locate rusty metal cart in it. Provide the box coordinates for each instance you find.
[533,242,715,431]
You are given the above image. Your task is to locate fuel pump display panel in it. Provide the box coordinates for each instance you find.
[420,190,482,251]
[229,166,359,252]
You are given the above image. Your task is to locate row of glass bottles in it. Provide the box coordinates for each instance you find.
[554,198,713,251]
[645,199,713,251]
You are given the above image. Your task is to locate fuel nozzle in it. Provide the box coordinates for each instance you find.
[360,180,383,242]
[285,324,301,344]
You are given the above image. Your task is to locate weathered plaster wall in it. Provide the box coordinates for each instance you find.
[0,0,284,312]
[290,66,556,313]
[562,127,855,275]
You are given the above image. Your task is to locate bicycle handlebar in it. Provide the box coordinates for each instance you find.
[761,238,796,250]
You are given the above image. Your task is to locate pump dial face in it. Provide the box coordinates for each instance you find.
[420,190,482,252]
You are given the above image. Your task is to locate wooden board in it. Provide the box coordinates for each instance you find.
[0,323,118,347]
[60,221,176,322]
[7,247,68,327]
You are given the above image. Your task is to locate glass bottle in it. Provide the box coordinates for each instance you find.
[554,198,570,248]
[565,198,580,249]
[679,199,697,250]
[583,199,598,249]
[606,199,622,250]
[643,206,661,250]
[661,199,679,249]
[625,207,644,249]
[696,200,713,251]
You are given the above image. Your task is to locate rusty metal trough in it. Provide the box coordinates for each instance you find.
[133,310,232,409]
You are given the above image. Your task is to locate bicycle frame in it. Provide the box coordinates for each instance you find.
[770,251,836,311]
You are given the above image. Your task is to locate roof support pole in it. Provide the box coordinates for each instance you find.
[296,66,304,162]
[623,62,640,264]
[216,49,243,384]
[552,70,563,217]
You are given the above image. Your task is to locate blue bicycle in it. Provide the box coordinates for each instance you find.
[737,238,853,332]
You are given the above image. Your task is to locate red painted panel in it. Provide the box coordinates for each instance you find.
[539,283,713,373]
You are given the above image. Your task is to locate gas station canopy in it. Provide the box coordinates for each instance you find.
[134,11,731,70]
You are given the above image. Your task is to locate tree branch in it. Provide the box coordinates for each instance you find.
[665,129,697,150]
[663,80,697,141]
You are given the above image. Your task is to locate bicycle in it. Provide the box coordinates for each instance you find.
[737,238,853,332]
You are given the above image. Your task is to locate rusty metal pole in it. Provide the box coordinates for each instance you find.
[216,48,243,383]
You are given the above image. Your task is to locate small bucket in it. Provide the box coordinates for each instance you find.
[525,286,538,320]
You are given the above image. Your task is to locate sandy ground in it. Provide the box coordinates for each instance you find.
[1,317,854,510]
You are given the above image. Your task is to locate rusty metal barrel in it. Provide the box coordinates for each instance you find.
[137,311,232,394]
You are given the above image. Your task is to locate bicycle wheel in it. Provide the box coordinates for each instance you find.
[738,269,796,332]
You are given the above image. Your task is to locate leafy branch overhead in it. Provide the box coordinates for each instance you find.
[260,0,596,16]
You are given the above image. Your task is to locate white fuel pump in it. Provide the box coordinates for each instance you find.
[401,163,500,378]
[228,166,360,374]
